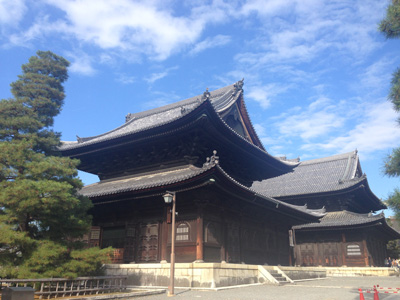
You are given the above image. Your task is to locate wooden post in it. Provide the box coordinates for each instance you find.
[195,206,204,262]
[220,216,226,263]
[160,207,169,262]
[341,233,346,266]
[362,238,369,266]
[168,193,176,297]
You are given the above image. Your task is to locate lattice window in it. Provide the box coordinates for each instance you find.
[102,227,125,248]
[347,244,362,256]
[176,223,190,241]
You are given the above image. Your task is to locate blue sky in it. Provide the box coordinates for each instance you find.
[1,0,400,213]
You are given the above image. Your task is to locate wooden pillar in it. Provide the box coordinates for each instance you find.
[239,215,244,264]
[362,237,369,266]
[160,207,169,262]
[341,233,346,266]
[220,210,226,263]
[195,206,204,262]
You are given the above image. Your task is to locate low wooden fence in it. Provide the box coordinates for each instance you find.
[0,276,127,299]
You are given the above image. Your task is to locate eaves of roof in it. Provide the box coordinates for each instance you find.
[252,151,383,204]
[293,210,384,230]
[273,177,386,211]
[293,211,400,240]
[81,159,322,222]
[80,163,215,198]
[60,82,242,151]
[60,92,295,174]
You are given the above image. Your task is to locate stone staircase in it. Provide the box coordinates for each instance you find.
[258,266,294,285]
[268,269,290,284]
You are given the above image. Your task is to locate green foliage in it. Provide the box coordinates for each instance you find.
[379,0,400,39]
[387,239,400,259]
[390,68,400,113]
[61,247,113,279]
[10,51,69,128]
[380,1,400,116]
[386,188,400,218]
[0,51,110,279]
[385,147,400,177]
[380,1,400,217]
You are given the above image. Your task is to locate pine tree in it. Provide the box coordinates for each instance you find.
[379,1,400,218]
[0,51,110,278]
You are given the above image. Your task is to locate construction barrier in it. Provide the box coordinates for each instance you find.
[359,284,400,300]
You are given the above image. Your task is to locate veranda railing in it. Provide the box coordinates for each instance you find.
[0,276,127,299]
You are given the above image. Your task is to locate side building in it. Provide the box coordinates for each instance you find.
[252,152,400,267]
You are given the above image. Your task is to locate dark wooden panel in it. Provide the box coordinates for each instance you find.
[204,246,221,262]
[175,245,196,262]
[226,222,240,263]
[137,223,159,262]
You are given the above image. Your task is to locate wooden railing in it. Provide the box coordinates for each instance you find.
[0,276,127,299]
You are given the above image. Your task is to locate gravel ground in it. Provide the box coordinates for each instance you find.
[128,276,400,300]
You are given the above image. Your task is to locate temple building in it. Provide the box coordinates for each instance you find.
[60,80,399,268]
[252,152,398,267]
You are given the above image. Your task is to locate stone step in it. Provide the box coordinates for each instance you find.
[262,267,291,285]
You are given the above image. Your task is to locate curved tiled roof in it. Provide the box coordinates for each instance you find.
[60,81,245,151]
[251,151,366,197]
[80,157,324,220]
[293,210,385,229]
[80,164,214,198]
[293,211,400,241]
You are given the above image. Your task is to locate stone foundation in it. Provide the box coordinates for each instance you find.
[105,262,259,288]
[105,264,398,288]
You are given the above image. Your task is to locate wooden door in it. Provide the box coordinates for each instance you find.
[322,243,340,266]
[227,223,240,263]
[137,223,159,262]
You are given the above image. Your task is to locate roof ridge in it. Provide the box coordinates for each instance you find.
[299,150,358,166]
[61,82,238,146]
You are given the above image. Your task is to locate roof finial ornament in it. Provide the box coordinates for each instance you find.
[125,113,134,123]
[234,78,244,92]
[203,150,219,167]
[76,135,83,143]
[202,88,210,101]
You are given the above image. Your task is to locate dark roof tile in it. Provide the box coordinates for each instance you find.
[60,82,242,151]
[293,210,384,229]
[251,151,363,197]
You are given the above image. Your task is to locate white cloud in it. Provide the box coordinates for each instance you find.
[145,66,178,84]
[273,96,346,140]
[7,0,233,61]
[279,111,344,140]
[116,74,135,85]
[142,90,181,109]
[8,16,69,47]
[189,35,231,55]
[0,0,26,26]
[66,51,96,76]
[246,84,288,109]
[236,0,384,67]
[301,101,400,155]
[359,58,393,94]
[240,0,294,17]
